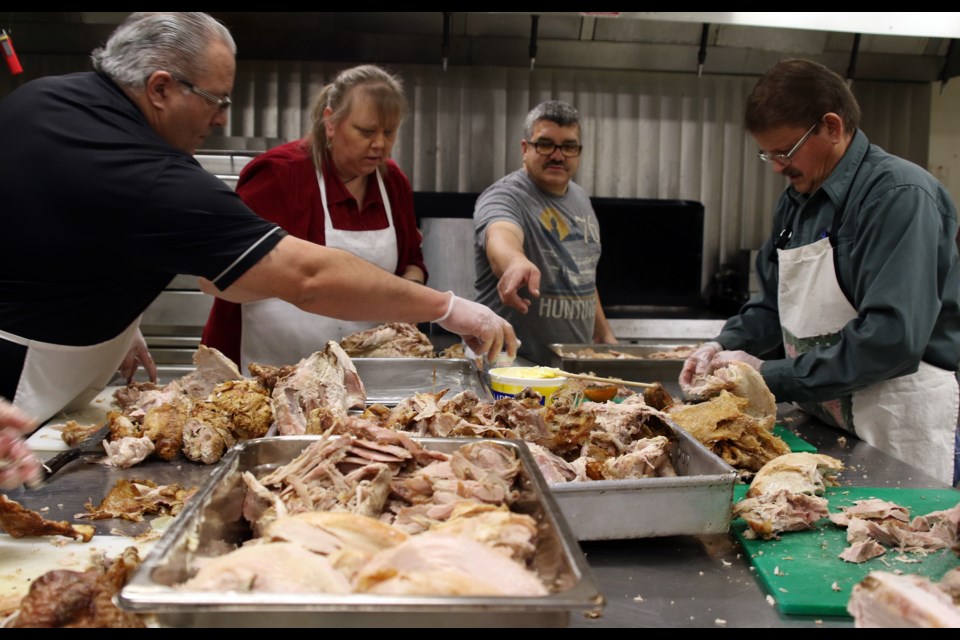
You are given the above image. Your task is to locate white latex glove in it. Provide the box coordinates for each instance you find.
[679,340,724,389]
[434,292,518,364]
[118,329,158,384]
[463,341,520,369]
[708,350,764,374]
[0,400,42,489]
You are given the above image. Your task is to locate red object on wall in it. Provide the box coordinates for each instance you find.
[1,30,23,75]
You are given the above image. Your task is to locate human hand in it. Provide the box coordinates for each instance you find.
[708,350,763,374]
[0,400,42,489]
[435,293,519,363]
[594,328,617,345]
[463,341,520,369]
[118,330,158,384]
[497,257,541,314]
[679,341,724,389]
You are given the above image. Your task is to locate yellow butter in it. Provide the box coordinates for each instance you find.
[489,366,559,380]
[488,367,566,407]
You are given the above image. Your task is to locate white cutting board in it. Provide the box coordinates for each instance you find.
[24,387,124,460]
[0,534,154,610]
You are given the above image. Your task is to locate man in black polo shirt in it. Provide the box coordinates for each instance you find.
[0,12,516,436]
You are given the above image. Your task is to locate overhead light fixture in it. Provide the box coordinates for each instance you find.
[846,33,862,86]
[529,14,540,71]
[442,12,452,72]
[697,24,710,77]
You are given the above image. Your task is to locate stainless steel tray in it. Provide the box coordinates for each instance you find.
[549,418,738,541]
[352,357,492,406]
[118,437,602,628]
[548,343,702,395]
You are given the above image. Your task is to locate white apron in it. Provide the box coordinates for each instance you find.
[778,237,959,485]
[2,318,141,424]
[240,168,399,370]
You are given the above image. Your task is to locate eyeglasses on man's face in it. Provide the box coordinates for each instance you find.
[527,139,583,158]
[173,76,232,112]
[757,119,820,166]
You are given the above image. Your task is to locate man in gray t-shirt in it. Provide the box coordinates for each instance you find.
[474,100,616,365]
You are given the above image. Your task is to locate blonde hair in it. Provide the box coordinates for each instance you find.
[309,65,407,172]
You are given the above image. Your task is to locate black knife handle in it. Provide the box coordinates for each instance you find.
[40,446,83,481]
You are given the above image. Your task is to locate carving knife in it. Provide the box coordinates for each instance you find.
[35,423,111,485]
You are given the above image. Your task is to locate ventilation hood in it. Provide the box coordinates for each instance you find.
[2,12,957,83]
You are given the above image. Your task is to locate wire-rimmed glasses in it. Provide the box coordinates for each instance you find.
[173,76,232,112]
[757,120,820,166]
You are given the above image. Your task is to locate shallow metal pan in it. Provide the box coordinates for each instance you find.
[548,343,702,394]
[118,436,602,628]
[352,358,492,406]
[548,418,738,541]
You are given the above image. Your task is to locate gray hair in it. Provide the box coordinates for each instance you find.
[523,100,582,140]
[91,12,236,89]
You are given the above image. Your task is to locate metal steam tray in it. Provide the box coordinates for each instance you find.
[549,418,738,541]
[352,357,492,406]
[118,436,602,628]
[548,343,703,394]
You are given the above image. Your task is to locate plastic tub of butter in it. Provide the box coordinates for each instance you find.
[488,366,567,406]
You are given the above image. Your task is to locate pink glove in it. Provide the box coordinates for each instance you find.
[434,292,518,363]
[708,350,763,373]
[0,400,42,489]
[119,329,158,384]
[679,341,723,389]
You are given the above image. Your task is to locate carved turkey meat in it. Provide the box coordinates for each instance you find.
[271,341,367,435]
[681,360,777,419]
[339,322,435,358]
[732,452,844,540]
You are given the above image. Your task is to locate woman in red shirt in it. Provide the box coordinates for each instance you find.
[202,65,428,370]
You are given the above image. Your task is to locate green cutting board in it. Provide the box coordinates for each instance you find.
[772,424,816,453]
[732,485,960,617]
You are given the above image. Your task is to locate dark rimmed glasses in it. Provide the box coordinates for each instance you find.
[527,139,583,158]
[757,119,819,166]
[173,76,232,112]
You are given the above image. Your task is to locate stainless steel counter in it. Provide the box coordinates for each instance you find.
[7,398,951,627]
[569,404,950,629]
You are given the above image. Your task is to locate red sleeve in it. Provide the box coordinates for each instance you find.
[201,297,242,368]
[385,161,428,283]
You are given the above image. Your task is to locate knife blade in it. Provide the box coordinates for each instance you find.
[36,423,111,485]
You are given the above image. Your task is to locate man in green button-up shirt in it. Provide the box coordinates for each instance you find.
[681,58,960,486]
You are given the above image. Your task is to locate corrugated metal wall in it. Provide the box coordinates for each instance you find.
[0,55,932,288]
[221,59,932,287]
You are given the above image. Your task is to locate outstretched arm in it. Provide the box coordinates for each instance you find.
[484,221,541,314]
[208,236,518,362]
